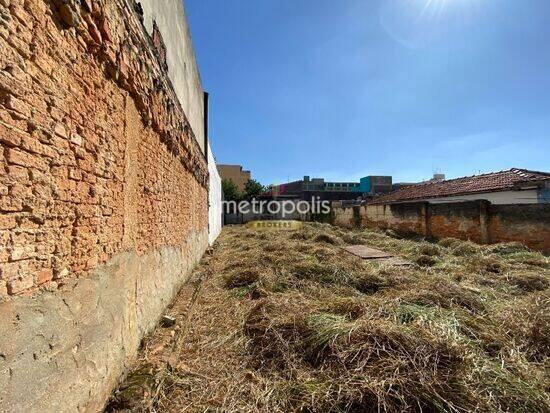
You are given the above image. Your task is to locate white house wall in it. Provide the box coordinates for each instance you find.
[208,144,223,244]
[417,189,540,205]
[139,0,206,153]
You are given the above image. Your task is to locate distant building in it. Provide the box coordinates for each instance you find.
[359,176,393,194]
[373,168,550,205]
[217,164,251,192]
[269,175,393,201]
[392,174,446,191]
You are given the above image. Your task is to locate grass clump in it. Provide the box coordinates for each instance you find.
[501,293,550,363]
[223,269,260,288]
[352,271,391,294]
[507,272,549,292]
[303,313,354,358]
[112,223,550,413]
[506,251,549,268]
[488,242,530,255]
[342,233,366,245]
[438,237,461,248]
[399,279,485,313]
[292,261,347,284]
[467,255,506,274]
[319,297,366,320]
[106,365,157,411]
[244,301,469,412]
[313,233,342,245]
[450,240,481,256]
[418,243,441,256]
[415,254,438,267]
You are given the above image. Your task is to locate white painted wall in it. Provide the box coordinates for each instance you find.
[139,0,205,153]
[414,189,540,205]
[208,144,222,244]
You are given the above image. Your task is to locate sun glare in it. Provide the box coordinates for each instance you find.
[380,0,482,48]
[419,0,453,19]
[418,0,478,20]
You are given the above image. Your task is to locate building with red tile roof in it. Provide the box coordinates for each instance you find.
[372,169,550,205]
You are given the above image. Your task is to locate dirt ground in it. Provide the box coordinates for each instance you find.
[105,223,549,413]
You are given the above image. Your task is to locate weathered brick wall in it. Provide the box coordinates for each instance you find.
[0,1,211,411]
[488,204,550,253]
[332,204,355,228]
[0,0,208,298]
[361,203,426,235]
[428,202,483,242]
[332,201,550,253]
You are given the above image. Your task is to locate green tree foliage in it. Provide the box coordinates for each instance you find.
[222,179,243,202]
[244,179,266,199]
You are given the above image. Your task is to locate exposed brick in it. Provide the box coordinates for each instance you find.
[5,95,31,118]
[0,0,208,298]
[36,268,53,285]
[0,196,23,212]
[0,261,17,280]
[68,168,82,180]
[5,148,48,171]
[7,165,31,183]
[54,123,68,139]
[99,17,112,43]
[58,3,81,28]
[7,274,33,295]
[334,201,550,254]
[55,267,70,280]
[10,244,35,261]
[0,280,7,300]
[81,0,93,13]
[0,121,25,147]
[20,135,53,158]
[0,230,10,262]
[0,215,17,230]
[70,132,82,146]
[87,20,102,44]
[11,4,33,30]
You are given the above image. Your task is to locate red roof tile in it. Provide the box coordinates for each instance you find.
[372,169,550,204]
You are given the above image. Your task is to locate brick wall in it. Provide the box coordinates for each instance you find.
[488,204,550,253]
[332,201,550,253]
[362,203,427,236]
[428,202,484,242]
[0,0,208,298]
[0,0,210,410]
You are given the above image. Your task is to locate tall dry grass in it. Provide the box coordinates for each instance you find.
[107,223,549,413]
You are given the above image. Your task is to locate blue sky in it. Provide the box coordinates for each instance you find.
[185,0,550,185]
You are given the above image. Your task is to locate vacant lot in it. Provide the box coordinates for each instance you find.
[107,223,549,413]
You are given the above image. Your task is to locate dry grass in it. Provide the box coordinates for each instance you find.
[106,224,550,413]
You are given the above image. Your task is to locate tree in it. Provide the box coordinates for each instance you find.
[244,179,266,200]
[222,179,243,202]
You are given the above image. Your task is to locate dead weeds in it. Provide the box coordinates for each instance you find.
[106,224,550,413]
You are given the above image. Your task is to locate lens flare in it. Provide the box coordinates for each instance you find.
[379,0,482,48]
